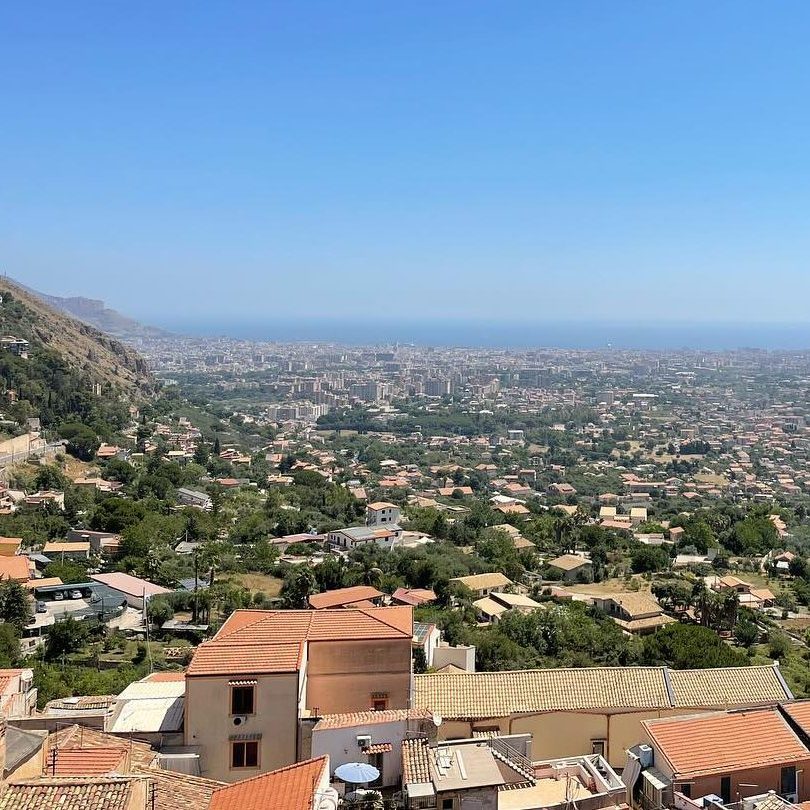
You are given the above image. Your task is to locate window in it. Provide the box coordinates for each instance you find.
[441,800,454,810]
[231,740,259,769]
[680,784,692,799]
[720,776,731,804]
[231,685,255,715]
[591,740,606,757]
[372,698,388,711]
[781,766,797,797]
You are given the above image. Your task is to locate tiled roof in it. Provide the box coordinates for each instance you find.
[47,747,128,776]
[668,664,791,706]
[189,607,413,677]
[0,778,139,810]
[414,665,792,719]
[186,641,303,676]
[313,707,432,730]
[644,708,808,778]
[414,667,671,717]
[44,696,118,714]
[402,738,431,784]
[363,742,392,753]
[779,700,810,732]
[143,671,185,683]
[208,755,328,810]
[47,725,157,769]
[308,585,384,609]
[449,573,513,591]
[548,554,591,571]
[131,765,224,810]
[0,556,31,581]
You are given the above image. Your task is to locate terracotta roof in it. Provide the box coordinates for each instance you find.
[130,765,224,810]
[25,577,63,589]
[414,665,792,719]
[668,665,791,707]
[47,747,129,776]
[190,607,412,677]
[308,585,383,610]
[313,707,432,730]
[644,708,809,778]
[367,502,397,510]
[363,742,393,754]
[47,725,157,769]
[186,641,303,676]
[0,668,22,693]
[43,542,89,554]
[208,755,328,810]
[392,587,436,606]
[142,671,185,683]
[0,777,140,810]
[0,556,31,581]
[402,738,431,784]
[779,700,810,732]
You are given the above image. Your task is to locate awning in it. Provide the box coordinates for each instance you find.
[363,742,393,754]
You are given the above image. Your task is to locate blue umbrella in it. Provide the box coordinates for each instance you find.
[335,762,380,784]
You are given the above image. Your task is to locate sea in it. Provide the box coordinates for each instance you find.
[155,318,810,351]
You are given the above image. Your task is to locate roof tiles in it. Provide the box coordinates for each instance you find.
[208,755,328,810]
[644,708,809,778]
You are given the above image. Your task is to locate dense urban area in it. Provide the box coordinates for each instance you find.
[3,278,810,810]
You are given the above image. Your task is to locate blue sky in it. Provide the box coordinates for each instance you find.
[2,2,810,326]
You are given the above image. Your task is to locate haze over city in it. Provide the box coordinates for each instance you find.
[4,2,810,341]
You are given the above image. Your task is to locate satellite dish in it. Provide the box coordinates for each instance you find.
[432,714,443,727]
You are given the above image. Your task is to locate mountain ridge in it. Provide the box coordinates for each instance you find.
[18,282,171,341]
[0,277,154,399]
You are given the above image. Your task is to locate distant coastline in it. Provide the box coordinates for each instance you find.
[147,318,810,351]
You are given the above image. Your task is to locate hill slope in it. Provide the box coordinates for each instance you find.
[0,277,153,401]
[21,284,170,341]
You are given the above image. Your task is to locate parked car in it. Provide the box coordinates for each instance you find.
[36,601,47,613]
[90,593,100,604]
[70,590,82,600]
[54,592,64,601]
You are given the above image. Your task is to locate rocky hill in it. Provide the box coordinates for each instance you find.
[0,277,153,399]
[21,285,170,341]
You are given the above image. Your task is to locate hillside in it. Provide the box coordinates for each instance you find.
[0,277,153,402]
[20,284,170,341]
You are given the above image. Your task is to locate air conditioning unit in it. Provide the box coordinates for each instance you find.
[232,716,248,727]
[356,735,372,748]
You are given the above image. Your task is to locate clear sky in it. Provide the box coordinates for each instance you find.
[3,2,810,326]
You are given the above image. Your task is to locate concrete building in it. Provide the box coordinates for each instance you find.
[184,606,413,782]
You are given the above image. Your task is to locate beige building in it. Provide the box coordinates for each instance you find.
[413,664,792,768]
[184,606,413,782]
[590,593,677,635]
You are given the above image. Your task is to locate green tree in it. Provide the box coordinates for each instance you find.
[0,581,32,630]
[45,616,89,661]
[281,566,316,609]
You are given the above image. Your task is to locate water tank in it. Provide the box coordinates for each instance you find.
[638,744,653,768]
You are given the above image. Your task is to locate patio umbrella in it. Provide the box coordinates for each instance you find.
[335,762,380,784]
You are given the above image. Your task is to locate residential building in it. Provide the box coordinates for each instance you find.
[366,501,401,526]
[449,572,514,598]
[311,708,434,788]
[184,606,413,781]
[590,593,677,635]
[176,488,213,511]
[473,591,543,623]
[308,585,384,610]
[635,708,810,808]
[546,554,593,583]
[327,525,401,551]
[413,664,793,767]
